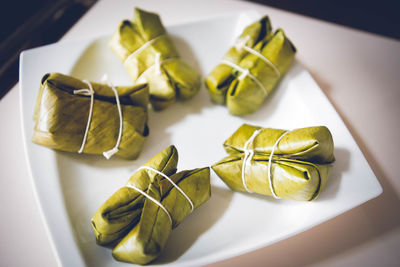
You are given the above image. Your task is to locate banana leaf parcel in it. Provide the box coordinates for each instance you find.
[32,72,149,160]
[223,124,335,163]
[112,167,210,264]
[92,145,178,245]
[205,16,296,115]
[212,124,334,201]
[110,7,201,110]
[92,145,211,264]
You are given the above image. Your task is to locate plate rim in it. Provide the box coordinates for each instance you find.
[19,9,383,267]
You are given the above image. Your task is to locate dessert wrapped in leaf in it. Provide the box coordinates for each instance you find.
[92,145,178,245]
[110,7,201,110]
[112,167,210,264]
[32,73,149,160]
[205,16,296,115]
[213,155,331,201]
[32,73,149,159]
[92,145,211,264]
[212,124,334,201]
[223,124,335,163]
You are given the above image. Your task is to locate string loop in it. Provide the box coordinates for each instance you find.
[123,34,178,82]
[139,166,194,212]
[220,59,267,94]
[241,128,290,199]
[123,34,166,66]
[267,131,290,199]
[74,80,94,154]
[228,35,281,86]
[136,57,178,82]
[243,46,280,77]
[101,74,123,159]
[124,183,173,225]
[124,166,195,227]
[235,35,251,51]
[241,129,262,193]
[73,76,123,159]
[154,52,162,75]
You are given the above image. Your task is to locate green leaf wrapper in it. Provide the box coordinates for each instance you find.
[110,8,201,110]
[205,16,296,115]
[212,154,331,201]
[91,145,178,245]
[224,124,335,163]
[112,167,211,264]
[92,146,211,264]
[32,72,149,159]
[212,124,335,201]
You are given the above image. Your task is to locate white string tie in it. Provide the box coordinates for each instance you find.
[234,35,281,77]
[267,131,291,199]
[123,34,166,66]
[241,129,262,193]
[154,52,161,75]
[73,80,94,154]
[238,68,249,81]
[235,35,251,51]
[139,166,194,212]
[100,74,123,159]
[124,183,173,225]
[220,59,267,94]
[136,57,178,82]
[243,46,281,77]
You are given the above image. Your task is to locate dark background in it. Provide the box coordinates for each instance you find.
[1,0,399,99]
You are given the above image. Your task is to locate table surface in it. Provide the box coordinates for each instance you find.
[1,0,400,266]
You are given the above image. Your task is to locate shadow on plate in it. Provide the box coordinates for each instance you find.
[317,147,348,201]
[155,185,234,264]
[69,35,131,83]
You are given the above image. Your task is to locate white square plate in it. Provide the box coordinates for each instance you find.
[20,10,382,267]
